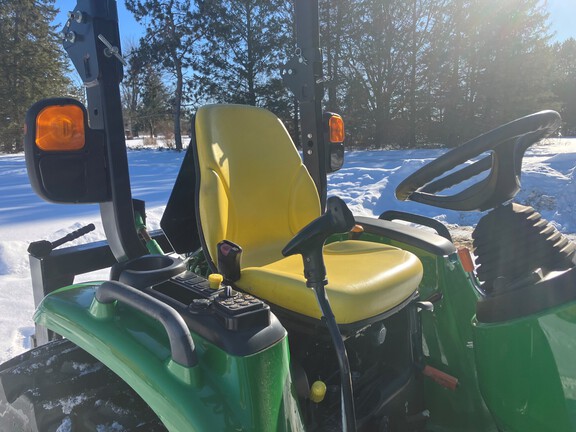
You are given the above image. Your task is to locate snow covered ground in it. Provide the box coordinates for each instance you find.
[1,137,575,362]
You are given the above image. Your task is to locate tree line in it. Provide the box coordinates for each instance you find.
[1,0,575,153]
[0,0,77,153]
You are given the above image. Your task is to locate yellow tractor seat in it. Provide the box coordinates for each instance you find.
[193,104,423,325]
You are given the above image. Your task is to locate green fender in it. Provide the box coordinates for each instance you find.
[34,283,304,432]
[474,303,576,432]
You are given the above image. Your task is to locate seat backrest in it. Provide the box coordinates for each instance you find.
[193,104,321,268]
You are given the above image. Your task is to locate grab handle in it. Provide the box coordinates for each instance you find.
[95,280,197,368]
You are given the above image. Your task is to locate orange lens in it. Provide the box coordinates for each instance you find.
[329,115,344,143]
[457,247,475,273]
[35,105,85,151]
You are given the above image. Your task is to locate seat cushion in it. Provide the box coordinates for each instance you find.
[236,240,423,324]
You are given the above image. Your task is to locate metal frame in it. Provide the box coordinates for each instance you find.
[282,0,328,207]
[62,0,146,261]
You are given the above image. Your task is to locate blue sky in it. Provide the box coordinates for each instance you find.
[547,0,576,42]
[54,0,576,44]
[53,1,142,41]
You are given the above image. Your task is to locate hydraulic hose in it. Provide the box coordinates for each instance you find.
[312,281,357,432]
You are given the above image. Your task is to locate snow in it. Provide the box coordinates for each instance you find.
[56,417,72,432]
[1,137,575,363]
[44,394,89,415]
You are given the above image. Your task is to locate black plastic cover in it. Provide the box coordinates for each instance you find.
[160,132,202,254]
[476,266,576,323]
[379,210,453,242]
[217,240,243,282]
[110,255,187,289]
[149,272,286,357]
[355,216,456,256]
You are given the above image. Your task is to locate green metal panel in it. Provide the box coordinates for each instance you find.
[417,252,496,431]
[474,303,576,432]
[34,283,304,432]
[348,232,498,431]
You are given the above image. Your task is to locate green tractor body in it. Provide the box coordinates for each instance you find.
[35,283,301,431]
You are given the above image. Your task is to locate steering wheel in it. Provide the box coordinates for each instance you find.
[395,110,561,211]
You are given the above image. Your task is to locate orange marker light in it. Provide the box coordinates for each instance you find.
[350,224,364,233]
[457,247,475,273]
[35,104,85,151]
[328,114,344,143]
[423,365,459,391]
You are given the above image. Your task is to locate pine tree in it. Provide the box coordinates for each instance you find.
[438,0,554,145]
[553,38,576,135]
[126,0,201,151]
[338,0,415,147]
[327,0,555,148]
[195,0,292,109]
[121,43,143,139]
[0,0,74,153]
[319,0,346,112]
[138,65,172,142]
[473,0,553,127]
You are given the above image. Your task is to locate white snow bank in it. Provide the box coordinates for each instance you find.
[0,138,575,362]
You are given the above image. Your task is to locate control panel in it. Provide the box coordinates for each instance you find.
[164,272,270,331]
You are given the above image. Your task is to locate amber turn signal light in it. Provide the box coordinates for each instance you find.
[457,247,475,273]
[35,104,85,151]
[328,114,344,143]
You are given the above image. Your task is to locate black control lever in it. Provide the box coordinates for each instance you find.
[282,196,357,432]
[28,223,96,258]
[283,196,355,284]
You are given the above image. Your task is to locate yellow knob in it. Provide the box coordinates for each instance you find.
[208,273,223,290]
[310,380,327,403]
